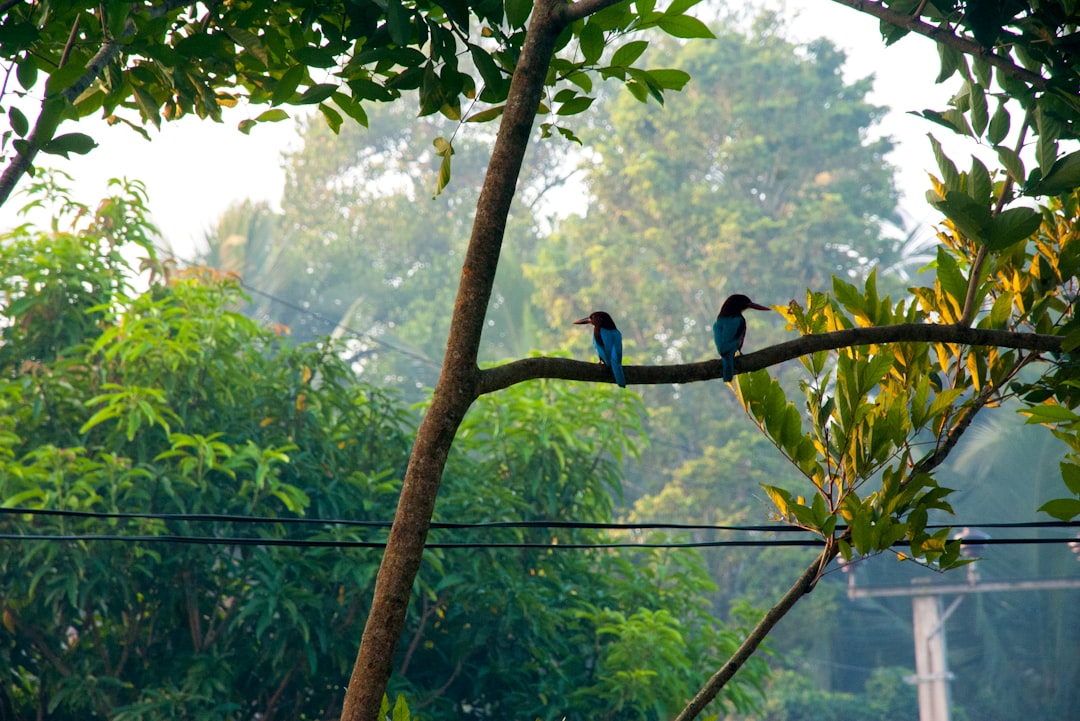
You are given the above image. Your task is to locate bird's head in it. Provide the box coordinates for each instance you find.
[574,311,618,330]
[719,294,771,317]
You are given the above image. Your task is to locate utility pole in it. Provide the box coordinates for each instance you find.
[845,542,1080,721]
[909,587,959,721]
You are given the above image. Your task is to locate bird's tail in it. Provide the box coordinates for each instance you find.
[612,363,627,388]
[721,353,734,382]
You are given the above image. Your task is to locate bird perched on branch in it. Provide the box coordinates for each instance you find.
[574,311,626,388]
[713,294,771,382]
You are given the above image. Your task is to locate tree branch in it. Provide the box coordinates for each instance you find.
[673,548,833,721]
[477,324,1062,395]
[957,118,1030,326]
[827,0,1046,89]
[562,0,624,23]
[0,0,198,209]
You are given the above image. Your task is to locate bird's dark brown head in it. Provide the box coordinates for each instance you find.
[574,311,618,330]
[718,294,771,317]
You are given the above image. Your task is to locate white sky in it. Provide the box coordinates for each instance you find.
[0,1,955,257]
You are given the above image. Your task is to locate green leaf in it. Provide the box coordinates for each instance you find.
[273,65,306,106]
[224,26,269,67]
[505,0,532,28]
[985,206,1042,250]
[296,83,338,105]
[968,156,992,202]
[557,95,594,116]
[465,105,504,123]
[8,107,28,137]
[579,21,605,65]
[44,63,85,96]
[433,137,453,197]
[986,291,1013,328]
[927,134,959,189]
[256,108,289,123]
[317,102,342,133]
[656,14,715,39]
[386,0,412,46]
[133,85,161,128]
[469,44,506,91]
[1022,404,1080,425]
[611,41,648,67]
[291,46,338,69]
[646,68,691,90]
[934,247,968,308]
[912,109,967,136]
[1037,497,1080,521]
[936,41,962,83]
[1036,134,1058,177]
[931,190,992,242]
[16,56,37,91]
[392,693,411,721]
[332,92,368,127]
[40,132,97,158]
[1025,149,1080,197]
[970,82,989,136]
[995,144,1025,184]
[1061,461,1080,496]
[988,100,1010,145]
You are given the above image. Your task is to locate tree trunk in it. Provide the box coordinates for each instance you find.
[338,3,576,719]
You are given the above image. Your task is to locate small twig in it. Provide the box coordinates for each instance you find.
[674,547,834,721]
[829,0,1046,89]
[59,17,80,68]
[957,115,1031,326]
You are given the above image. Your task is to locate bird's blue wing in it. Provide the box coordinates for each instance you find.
[713,316,746,355]
[714,316,747,382]
[598,327,626,388]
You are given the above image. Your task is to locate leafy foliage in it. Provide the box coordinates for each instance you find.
[0,182,767,720]
[0,0,715,200]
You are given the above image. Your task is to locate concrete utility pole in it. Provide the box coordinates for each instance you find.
[847,566,1080,721]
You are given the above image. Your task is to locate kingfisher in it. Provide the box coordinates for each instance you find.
[574,311,626,388]
[713,294,771,382]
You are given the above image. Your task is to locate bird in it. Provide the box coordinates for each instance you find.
[713,294,771,382]
[574,311,626,388]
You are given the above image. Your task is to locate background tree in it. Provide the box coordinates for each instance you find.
[199,103,557,393]
[0,180,768,720]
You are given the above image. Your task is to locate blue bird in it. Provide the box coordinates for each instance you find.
[575,311,626,388]
[713,294,771,382]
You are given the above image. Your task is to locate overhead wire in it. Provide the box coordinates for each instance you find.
[156,246,440,368]
[1,507,1077,550]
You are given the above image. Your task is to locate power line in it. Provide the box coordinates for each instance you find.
[0,533,1075,550]
[157,246,440,368]
[2,506,1077,535]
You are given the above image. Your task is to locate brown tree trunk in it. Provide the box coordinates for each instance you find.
[338,2,581,718]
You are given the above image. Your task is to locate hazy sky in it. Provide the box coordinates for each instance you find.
[0,1,952,257]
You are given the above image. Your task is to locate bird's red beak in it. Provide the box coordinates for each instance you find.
[748,302,771,311]
[573,317,591,325]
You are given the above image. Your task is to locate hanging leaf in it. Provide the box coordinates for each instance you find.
[984,206,1042,251]
[40,132,97,158]
[1025,149,1080,197]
